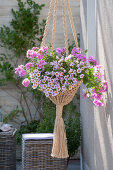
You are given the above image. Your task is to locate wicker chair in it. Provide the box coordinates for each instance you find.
[0,128,16,170]
[22,133,67,170]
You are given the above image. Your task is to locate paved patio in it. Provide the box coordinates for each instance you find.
[16,160,80,170]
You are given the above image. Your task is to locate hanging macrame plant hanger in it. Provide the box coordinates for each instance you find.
[41,0,81,158]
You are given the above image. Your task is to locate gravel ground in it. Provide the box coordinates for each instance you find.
[16,160,80,170]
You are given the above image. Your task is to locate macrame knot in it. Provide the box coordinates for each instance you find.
[51,104,69,158]
[56,104,63,118]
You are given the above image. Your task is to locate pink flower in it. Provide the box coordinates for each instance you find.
[93,65,104,78]
[56,48,66,55]
[32,47,39,50]
[27,50,37,58]
[15,65,24,73]
[37,47,48,59]
[37,60,46,69]
[92,93,102,100]
[42,46,48,53]
[37,53,44,60]
[99,81,107,92]
[15,65,27,77]
[93,100,103,107]
[25,62,33,70]
[22,78,30,87]
[88,56,97,65]
[71,47,82,55]
[19,70,27,77]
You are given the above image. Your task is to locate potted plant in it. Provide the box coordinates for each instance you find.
[15,46,107,158]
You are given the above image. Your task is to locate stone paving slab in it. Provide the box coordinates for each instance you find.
[16,160,80,170]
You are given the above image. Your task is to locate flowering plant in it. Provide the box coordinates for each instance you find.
[15,46,107,106]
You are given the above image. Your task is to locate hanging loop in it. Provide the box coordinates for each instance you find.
[41,0,79,51]
[62,0,69,56]
[41,0,54,47]
[51,0,58,50]
[66,0,79,48]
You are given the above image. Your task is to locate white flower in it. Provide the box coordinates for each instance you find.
[85,70,88,73]
[29,73,34,78]
[65,54,73,61]
[58,58,64,63]
[51,71,55,76]
[80,61,84,65]
[80,74,84,78]
[64,75,68,80]
[52,92,56,96]
[70,73,74,77]
[81,67,85,71]
[70,63,74,66]
[31,79,35,83]
[62,86,66,91]
[73,78,77,83]
[56,87,61,91]
[44,76,48,80]
[49,89,53,93]
[43,84,47,89]
[77,68,81,73]
[32,84,38,89]
[45,92,49,97]
[69,69,73,74]
[69,85,72,90]
[48,82,52,87]
[34,69,38,73]
[55,72,59,77]
[60,72,63,76]
[42,79,46,83]
[73,70,76,74]
[36,73,40,77]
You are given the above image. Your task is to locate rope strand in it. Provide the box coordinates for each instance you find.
[66,0,79,48]
[51,0,58,50]
[62,0,69,56]
[41,0,54,47]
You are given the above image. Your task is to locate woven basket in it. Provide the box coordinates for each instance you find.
[0,128,17,170]
[22,133,67,170]
[49,81,82,105]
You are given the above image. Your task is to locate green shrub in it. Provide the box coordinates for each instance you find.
[16,120,40,143]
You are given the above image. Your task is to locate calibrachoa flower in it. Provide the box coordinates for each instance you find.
[93,100,103,107]
[22,78,30,87]
[88,56,97,65]
[27,50,37,58]
[93,65,104,78]
[15,46,107,107]
[56,48,66,55]
[25,62,33,70]
[15,65,27,77]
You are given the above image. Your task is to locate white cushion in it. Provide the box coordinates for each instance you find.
[22,133,54,140]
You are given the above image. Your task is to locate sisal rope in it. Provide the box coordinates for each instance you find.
[62,0,69,56]
[66,0,79,48]
[41,0,54,47]
[51,0,58,50]
[51,104,68,158]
